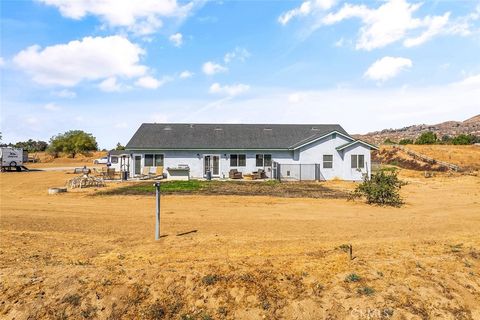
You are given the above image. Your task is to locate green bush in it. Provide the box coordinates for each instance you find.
[398,138,413,145]
[350,169,406,207]
[415,131,437,145]
[451,134,476,145]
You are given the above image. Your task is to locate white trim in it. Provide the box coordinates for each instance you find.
[291,131,355,150]
[336,140,378,151]
[203,154,221,177]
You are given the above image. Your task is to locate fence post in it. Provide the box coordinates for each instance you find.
[154,182,161,240]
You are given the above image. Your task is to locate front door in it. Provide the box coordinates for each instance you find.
[134,156,141,176]
[204,155,220,176]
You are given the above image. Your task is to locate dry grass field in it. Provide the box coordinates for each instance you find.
[1,168,480,319]
[398,145,480,170]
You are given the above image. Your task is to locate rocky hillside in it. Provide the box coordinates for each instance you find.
[355,114,480,144]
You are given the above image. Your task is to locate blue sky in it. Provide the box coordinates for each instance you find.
[1,0,479,148]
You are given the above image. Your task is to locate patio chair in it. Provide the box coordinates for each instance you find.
[252,169,266,180]
[229,169,243,179]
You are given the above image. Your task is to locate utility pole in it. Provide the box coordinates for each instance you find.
[154,182,161,240]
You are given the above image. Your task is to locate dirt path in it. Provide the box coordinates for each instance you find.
[1,171,479,319]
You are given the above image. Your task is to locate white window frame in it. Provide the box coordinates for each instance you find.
[255,154,272,167]
[351,154,365,169]
[144,153,164,167]
[230,154,246,167]
[322,154,333,169]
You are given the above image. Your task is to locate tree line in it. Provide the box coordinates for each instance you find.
[0,130,124,158]
[384,132,480,146]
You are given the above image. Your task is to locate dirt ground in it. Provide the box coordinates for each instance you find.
[1,169,479,319]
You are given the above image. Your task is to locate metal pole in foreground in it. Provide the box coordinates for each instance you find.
[154,182,161,240]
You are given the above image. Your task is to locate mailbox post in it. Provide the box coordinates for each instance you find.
[154,182,161,240]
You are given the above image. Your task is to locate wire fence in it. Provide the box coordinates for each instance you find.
[273,163,325,181]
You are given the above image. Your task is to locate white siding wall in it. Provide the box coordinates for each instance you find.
[340,144,372,181]
[297,134,351,180]
[127,133,373,180]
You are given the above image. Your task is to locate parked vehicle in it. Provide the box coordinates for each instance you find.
[93,156,109,164]
[1,147,24,171]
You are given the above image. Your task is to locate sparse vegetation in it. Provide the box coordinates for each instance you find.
[357,286,375,296]
[350,169,406,207]
[62,293,81,306]
[345,273,361,282]
[95,180,348,199]
[202,274,221,286]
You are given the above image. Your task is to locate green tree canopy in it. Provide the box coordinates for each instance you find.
[115,142,126,150]
[415,132,437,145]
[48,130,98,158]
[398,138,414,145]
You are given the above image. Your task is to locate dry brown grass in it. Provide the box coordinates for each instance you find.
[402,145,480,170]
[1,168,480,319]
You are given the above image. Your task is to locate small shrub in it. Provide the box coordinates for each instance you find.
[202,274,220,286]
[338,244,351,252]
[345,273,361,282]
[143,301,166,320]
[63,293,81,307]
[350,169,406,207]
[357,286,375,296]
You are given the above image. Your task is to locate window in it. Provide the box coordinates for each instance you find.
[145,154,154,166]
[145,154,164,167]
[323,155,333,168]
[111,156,118,164]
[351,154,365,169]
[256,154,272,167]
[230,154,246,167]
[154,154,164,167]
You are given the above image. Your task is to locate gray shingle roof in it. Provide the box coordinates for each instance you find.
[125,123,351,150]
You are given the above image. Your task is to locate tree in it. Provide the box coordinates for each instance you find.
[451,134,476,145]
[115,142,125,150]
[12,139,48,152]
[48,130,98,158]
[398,138,413,145]
[350,169,407,207]
[415,131,437,145]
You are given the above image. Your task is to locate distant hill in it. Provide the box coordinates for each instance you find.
[354,114,480,145]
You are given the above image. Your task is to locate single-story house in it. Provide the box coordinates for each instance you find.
[118,123,377,181]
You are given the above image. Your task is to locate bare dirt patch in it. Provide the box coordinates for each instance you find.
[1,170,480,319]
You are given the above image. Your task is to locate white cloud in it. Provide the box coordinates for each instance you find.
[202,61,228,75]
[135,76,170,89]
[288,93,306,103]
[0,57,5,67]
[453,73,480,87]
[403,13,450,47]
[364,56,412,81]
[13,36,147,87]
[52,89,76,98]
[44,103,61,111]
[279,0,478,50]
[279,0,337,25]
[169,32,183,47]
[38,0,197,35]
[224,47,250,63]
[99,77,122,92]
[209,83,250,96]
[179,70,194,79]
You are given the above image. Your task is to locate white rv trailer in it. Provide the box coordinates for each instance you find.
[0,147,24,171]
